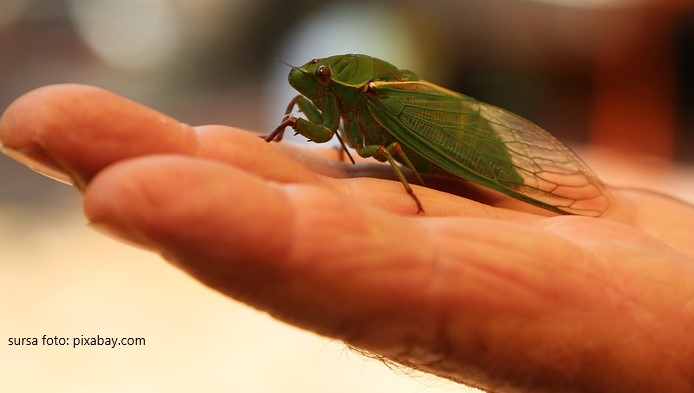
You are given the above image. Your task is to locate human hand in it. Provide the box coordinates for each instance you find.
[2,84,693,393]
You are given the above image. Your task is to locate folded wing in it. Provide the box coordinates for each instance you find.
[366,81,612,216]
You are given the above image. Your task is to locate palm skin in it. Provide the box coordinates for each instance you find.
[2,84,693,393]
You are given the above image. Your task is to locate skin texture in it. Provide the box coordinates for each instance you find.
[2,84,694,393]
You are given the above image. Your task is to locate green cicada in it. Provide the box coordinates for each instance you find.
[265,54,612,216]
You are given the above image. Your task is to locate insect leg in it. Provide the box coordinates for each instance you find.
[357,143,425,213]
[294,95,323,124]
[388,143,425,185]
[295,97,354,163]
[266,95,356,163]
[265,116,335,145]
[264,116,295,142]
[264,95,332,143]
[264,95,323,142]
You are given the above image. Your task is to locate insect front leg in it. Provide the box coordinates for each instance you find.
[265,116,335,145]
[265,94,355,162]
[265,94,340,144]
[264,95,325,142]
[356,142,425,213]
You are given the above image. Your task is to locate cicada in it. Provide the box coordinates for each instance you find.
[264,54,612,217]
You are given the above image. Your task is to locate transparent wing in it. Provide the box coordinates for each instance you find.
[366,81,613,216]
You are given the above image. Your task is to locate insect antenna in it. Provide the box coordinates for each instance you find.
[277,59,296,69]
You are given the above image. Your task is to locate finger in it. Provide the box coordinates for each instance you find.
[0,84,194,188]
[613,187,694,257]
[0,84,319,188]
[194,125,333,183]
[82,154,445,347]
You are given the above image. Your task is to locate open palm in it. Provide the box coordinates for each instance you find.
[2,84,693,393]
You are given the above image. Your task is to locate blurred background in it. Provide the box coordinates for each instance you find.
[1,0,692,392]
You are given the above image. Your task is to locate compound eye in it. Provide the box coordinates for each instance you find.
[315,64,331,85]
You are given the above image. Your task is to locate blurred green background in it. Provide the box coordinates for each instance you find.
[1,1,692,392]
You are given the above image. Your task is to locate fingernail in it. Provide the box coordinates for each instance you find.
[1,144,74,185]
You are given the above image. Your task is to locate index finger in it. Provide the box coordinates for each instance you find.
[0,84,320,188]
